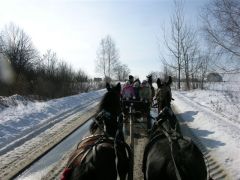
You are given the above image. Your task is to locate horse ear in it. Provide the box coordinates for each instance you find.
[166,76,172,86]
[157,78,161,88]
[106,82,111,91]
[115,82,121,93]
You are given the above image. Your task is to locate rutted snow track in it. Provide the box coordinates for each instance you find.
[0,93,234,179]
[16,120,93,180]
[0,97,101,155]
[26,108,231,180]
[0,100,100,179]
[178,120,229,180]
[172,91,236,180]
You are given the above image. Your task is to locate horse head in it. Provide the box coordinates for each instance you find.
[150,106,181,139]
[90,82,122,138]
[62,82,132,180]
[156,76,173,112]
[143,106,207,180]
[99,82,121,115]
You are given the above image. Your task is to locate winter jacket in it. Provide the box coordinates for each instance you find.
[121,84,135,99]
[139,86,152,102]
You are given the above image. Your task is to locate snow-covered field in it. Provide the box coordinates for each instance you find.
[173,89,240,179]
[0,86,239,179]
[0,90,106,153]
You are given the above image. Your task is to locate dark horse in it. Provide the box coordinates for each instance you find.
[61,83,132,180]
[155,76,173,113]
[142,107,207,180]
[155,76,180,133]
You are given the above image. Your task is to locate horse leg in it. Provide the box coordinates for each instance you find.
[145,156,167,180]
[146,105,152,130]
[144,140,170,180]
[116,143,132,180]
[96,144,117,180]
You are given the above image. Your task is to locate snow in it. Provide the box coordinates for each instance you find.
[0,86,240,179]
[0,90,106,152]
[173,90,240,179]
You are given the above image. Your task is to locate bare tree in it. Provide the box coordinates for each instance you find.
[162,0,205,90]
[162,0,186,89]
[0,23,40,95]
[1,23,38,78]
[75,69,88,83]
[202,0,240,71]
[114,63,130,81]
[180,28,201,90]
[42,49,58,77]
[75,69,89,92]
[0,36,3,53]
[0,24,91,97]
[95,35,119,80]
[197,53,211,89]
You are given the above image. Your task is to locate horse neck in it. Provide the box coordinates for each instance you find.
[161,120,172,131]
[92,126,104,136]
[156,113,174,131]
[94,112,118,138]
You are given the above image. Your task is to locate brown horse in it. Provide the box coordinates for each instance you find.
[142,107,207,180]
[61,83,132,180]
[155,76,173,113]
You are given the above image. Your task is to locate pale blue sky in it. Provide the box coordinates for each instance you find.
[0,0,209,80]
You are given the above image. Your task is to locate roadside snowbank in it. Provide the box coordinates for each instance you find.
[0,90,105,148]
[0,94,31,110]
[1,87,239,179]
[173,90,240,179]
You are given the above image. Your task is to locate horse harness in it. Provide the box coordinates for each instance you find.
[72,134,113,166]
[61,110,130,180]
[143,125,184,180]
[161,128,183,180]
[61,134,114,180]
[156,85,171,102]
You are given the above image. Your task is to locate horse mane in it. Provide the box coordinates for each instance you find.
[157,76,172,88]
[62,83,132,180]
[143,111,207,180]
[90,82,121,135]
[166,76,172,86]
[157,78,162,88]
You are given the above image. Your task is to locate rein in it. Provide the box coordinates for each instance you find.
[62,110,131,180]
[94,110,132,180]
[160,127,182,180]
[87,110,129,180]
[145,114,183,180]
[93,110,113,137]
[66,134,112,168]
[61,134,113,180]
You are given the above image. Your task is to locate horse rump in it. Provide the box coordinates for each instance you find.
[61,136,132,180]
[142,134,207,180]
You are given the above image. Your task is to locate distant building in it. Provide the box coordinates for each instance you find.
[207,73,223,82]
[104,76,112,83]
[93,77,102,82]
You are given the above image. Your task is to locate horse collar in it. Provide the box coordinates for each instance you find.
[102,109,119,120]
[103,110,112,119]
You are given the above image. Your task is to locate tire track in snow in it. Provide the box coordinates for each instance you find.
[0,100,101,179]
[172,94,231,180]
[178,120,228,180]
[0,96,102,155]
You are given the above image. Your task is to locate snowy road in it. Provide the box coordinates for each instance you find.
[173,90,240,179]
[1,89,239,179]
[15,120,93,180]
[0,90,105,154]
[0,90,105,179]
[0,103,99,179]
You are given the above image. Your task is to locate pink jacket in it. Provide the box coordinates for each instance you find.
[121,84,135,99]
